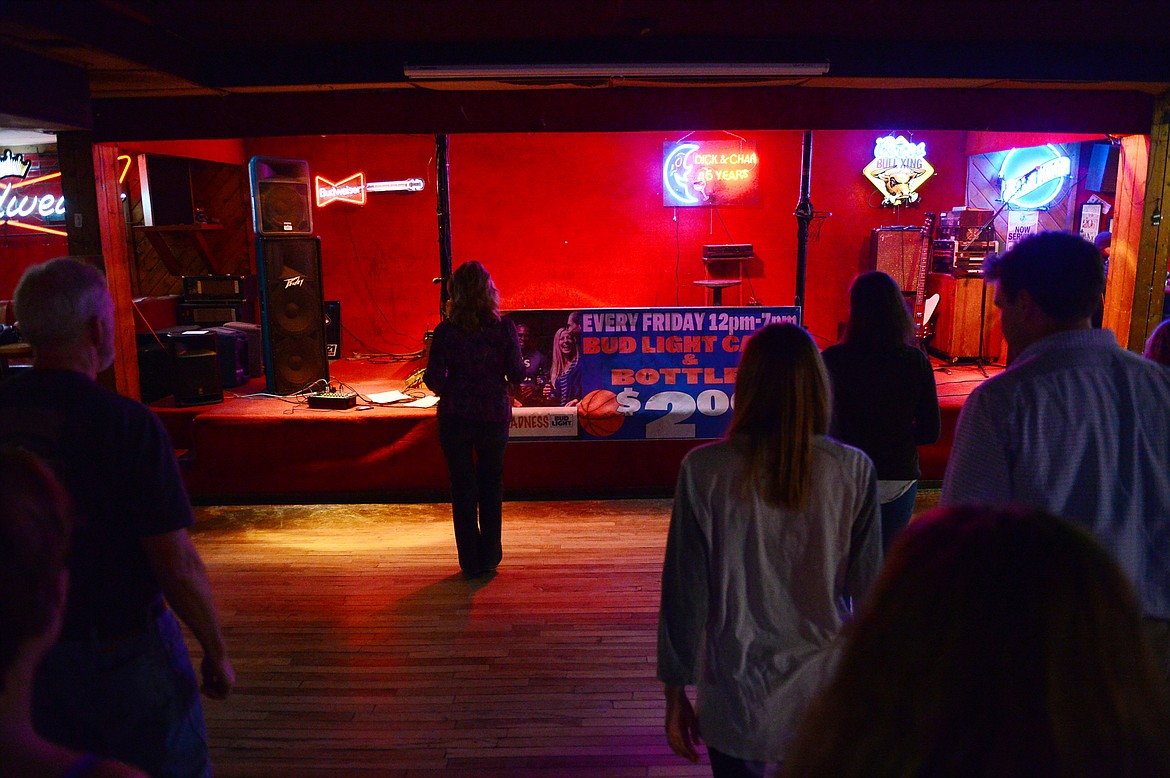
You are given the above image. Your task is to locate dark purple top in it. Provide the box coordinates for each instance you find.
[424,317,523,424]
[0,369,194,636]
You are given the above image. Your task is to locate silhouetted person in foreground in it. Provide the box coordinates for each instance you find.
[1144,318,1170,367]
[942,232,1170,688]
[0,446,146,777]
[0,258,233,777]
[783,504,1170,778]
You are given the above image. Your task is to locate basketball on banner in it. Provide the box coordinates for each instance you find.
[577,389,624,437]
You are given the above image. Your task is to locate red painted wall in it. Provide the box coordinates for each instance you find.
[244,134,441,354]
[4,131,970,350]
[248,129,969,350]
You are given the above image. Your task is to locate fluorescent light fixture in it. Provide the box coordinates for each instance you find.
[403,62,829,80]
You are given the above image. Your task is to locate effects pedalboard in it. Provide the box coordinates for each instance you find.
[307,390,358,410]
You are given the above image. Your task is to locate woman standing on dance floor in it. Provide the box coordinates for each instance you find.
[657,323,882,776]
[424,261,523,577]
[822,271,940,550]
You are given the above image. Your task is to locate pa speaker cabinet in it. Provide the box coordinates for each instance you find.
[222,321,263,378]
[324,300,341,359]
[256,237,329,395]
[168,331,223,407]
[871,227,923,293]
[249,156,313,236]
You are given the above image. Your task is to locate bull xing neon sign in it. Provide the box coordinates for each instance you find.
[0,149,67,236]
[862,135,935,207]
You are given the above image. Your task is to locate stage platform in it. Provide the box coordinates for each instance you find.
[150,356,999,504]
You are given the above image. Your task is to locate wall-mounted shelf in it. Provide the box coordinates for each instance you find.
[133,223,225,275]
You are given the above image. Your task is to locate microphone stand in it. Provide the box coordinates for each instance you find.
[958,196,1016,378]
[972,280,990,378]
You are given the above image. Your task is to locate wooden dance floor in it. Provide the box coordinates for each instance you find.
[191,498,703,777]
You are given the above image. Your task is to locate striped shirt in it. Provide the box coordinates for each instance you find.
[942,329,1170,617]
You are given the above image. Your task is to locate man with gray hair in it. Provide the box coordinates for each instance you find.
[0,257,233,778]
[942,232,1170,684]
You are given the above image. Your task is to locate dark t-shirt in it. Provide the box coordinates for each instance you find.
[424,317,523,423]
[0,369,194,634]
[821,342,941,480]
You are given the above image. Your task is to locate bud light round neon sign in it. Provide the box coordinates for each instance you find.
[999,144,1071,210]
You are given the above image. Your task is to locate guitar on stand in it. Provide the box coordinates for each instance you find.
[913,212,940,349]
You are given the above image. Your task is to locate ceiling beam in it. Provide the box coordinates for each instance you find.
[91,85,1156,141]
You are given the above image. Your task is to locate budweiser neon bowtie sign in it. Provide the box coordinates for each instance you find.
[315,172,425,207]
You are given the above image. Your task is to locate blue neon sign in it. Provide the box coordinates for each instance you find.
[999,144,1071,209]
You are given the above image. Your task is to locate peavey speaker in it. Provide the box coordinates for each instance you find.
[249,157,312,236]
[256,237,329,395]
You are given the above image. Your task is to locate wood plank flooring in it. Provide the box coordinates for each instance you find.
[190,492,942,777]
[189,499,707,777]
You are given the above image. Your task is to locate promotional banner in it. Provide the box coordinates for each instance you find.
[505,306,800,440]
[1006,210,1039,250]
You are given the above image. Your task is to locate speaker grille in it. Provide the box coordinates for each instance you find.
[258,181,312,234]
[871,227,923,292]
[257,237,329,395]
[249,157,313,236]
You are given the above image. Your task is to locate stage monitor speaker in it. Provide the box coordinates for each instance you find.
[1086,143,1119,194]
[256,237,329,395]
[136,334,173,403]
[169,331,223,407]
[223,321,263,378]
[249,157,313,236]
[324,300,341,359]
[871,227,922,292]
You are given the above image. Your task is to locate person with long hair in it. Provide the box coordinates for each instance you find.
[0,447,145,777]
[424,261,523,577]
[1144,318,1170,366]
[783,504,1170,778]
[546,325,583,406]
[821,271,939,550]
[657,323,882,776]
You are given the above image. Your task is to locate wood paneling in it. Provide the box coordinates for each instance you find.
[926,272,1002,362]
[1105,135,1150,346]
[125,153,253,297]
[1118,100,1170,350]
[93,142,140,398]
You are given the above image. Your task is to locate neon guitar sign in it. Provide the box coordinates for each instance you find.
[315,172,425,207]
